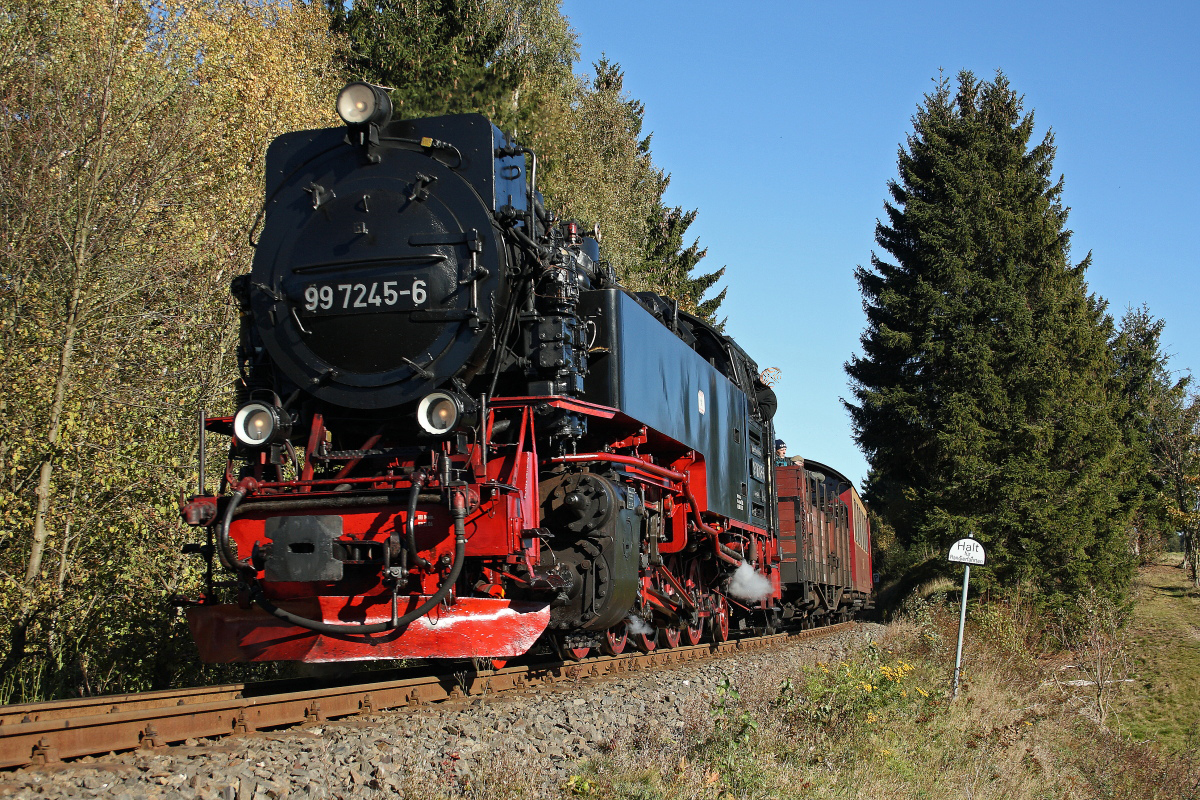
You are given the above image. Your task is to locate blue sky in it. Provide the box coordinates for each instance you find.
[561,0,1200,489]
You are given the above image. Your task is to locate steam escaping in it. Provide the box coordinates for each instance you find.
[728,561,773,602]
[625,614,653,636]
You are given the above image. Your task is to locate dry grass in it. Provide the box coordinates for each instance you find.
[559,575,1200,800]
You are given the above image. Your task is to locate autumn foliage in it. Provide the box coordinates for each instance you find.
[0,0,725,700]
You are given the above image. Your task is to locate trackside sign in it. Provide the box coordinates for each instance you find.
[947,535,985,699]
[948,538,985,566]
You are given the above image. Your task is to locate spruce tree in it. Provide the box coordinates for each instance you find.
[845,71,1134,599]
[1110,306,1189,559]
[639,195,726,322]
[1112,307,1200,581]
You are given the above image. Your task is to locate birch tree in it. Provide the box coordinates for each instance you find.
[0,0,341,700]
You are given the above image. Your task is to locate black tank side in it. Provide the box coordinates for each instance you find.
[579,289,752,523]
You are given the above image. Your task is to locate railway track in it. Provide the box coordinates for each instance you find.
[0,622,855,770]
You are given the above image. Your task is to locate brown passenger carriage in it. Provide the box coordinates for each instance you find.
[774,459,873,625]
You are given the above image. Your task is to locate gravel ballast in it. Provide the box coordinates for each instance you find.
[0,624,883,799]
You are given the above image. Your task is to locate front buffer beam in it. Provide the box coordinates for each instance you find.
[187,596,550,662]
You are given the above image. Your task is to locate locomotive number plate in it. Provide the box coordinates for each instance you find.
[299,277,428,316]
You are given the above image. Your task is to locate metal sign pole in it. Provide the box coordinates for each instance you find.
[952,563,970,698]
[946,534,984,700]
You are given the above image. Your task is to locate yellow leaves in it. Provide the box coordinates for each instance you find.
[529,61,662,287]
[878,661,914,682]
[564,774,596,796]
[162,0,342,250]
[0,0,345,700]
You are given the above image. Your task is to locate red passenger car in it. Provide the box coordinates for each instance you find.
[774,459,873,624]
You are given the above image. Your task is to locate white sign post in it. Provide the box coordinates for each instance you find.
[948,536,985,699]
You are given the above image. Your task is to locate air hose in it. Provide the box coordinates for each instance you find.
[406,471,431,569]
[249,487,469,636]
[217,486,252,573]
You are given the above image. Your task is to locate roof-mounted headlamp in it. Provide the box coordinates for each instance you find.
[336,82,392,127]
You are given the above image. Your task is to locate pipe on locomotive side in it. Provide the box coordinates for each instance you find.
[550,453,743,565]
[248,486,470,636]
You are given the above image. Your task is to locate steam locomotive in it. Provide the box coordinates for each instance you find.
[178,83,872,663]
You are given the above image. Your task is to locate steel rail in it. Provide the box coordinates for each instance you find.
[0,622,855,769]
[0,663,441,729]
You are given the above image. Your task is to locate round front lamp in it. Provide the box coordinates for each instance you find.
[233,402,290,448]
[416,392,463,436]
[336,82,392,126]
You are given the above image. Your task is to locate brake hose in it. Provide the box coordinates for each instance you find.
[407,471,430,569]
[217,487,252,573]
[249,487,469,635]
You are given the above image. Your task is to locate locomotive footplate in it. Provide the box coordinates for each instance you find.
[187,597,550,662]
